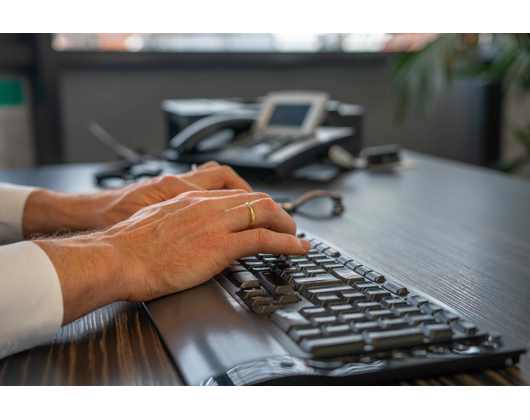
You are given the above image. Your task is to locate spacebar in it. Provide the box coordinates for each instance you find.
[362,328,425,350]
[299,334,365,357]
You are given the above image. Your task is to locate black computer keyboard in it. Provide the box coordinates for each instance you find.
[200,230,526,385]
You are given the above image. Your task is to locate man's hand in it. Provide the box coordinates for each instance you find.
[23,161,252,237]
[36,190,311,325]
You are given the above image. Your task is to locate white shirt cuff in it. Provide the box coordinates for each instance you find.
[0,183,38,245]
[0,241,64,359]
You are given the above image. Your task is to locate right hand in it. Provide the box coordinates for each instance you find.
[36,190,311,324]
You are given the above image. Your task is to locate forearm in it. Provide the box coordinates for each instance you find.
[22,189,105,237]
[35,234,128,325]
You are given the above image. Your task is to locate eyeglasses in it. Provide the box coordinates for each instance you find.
[276,190,344,218]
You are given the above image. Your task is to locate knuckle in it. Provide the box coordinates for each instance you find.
[260,197,278,214]
[158,175,178,186]
[221,165,235,175]
[205,161,220,167]
[256,229,272,245]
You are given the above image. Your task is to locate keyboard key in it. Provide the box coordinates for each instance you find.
[287,257,309,265]
[257,271,294,294]
[421,324,453,340]
[377,318,409,330]
[270,309,311,332]
[326,303,354,315]
[365,271,386,283]
[434,311,459,324]
[383,282,408,295]
[322,263,344,272]
[363,289,392,302]
[340,291,366,303]
[330,268,365,285]
[229,271,260,289]
[308,253,328,261]
[304,268,328,277]
[251,302,280,315]
[314,258,336,266]
[353,301,382,312]
[404,314,437,326]
[353,282,380,292]
[311,293,342,307]
[251,267,272,274]
[320,324,352,337]
[337,255,353,265]
[262,257,282,263]
[452,321,477,335]
[355,266,373,276]
[408,295,430,307]
[223,264,246,276]
[244,295,274,307]
[363,328,425,350]
[296,262,319,271]
[392,306,422,317]
[273,293,299,304]
[239,256,260,262]
[310,315,339,327]
[324,248,340,257]
[275,264,296,277]
[303,284,354,300]
[316,244,330,252]
[291,275,341,291]
[289,327,322,343]
[236,288,268,300]
[350,321,381,333]
[300,307,327,319]
[346,261,362,271]
[421,304,444,315]
[338,312,367,323]
[381,297,408,308]
[282,271,305,281]
[365,309,394,320]
[300,334,365,357]
[242,260,265,269]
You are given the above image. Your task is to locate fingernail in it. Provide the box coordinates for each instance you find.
[299,239,311,252]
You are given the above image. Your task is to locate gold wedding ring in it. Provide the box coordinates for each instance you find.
[191,163,198,172]
[245,202,256,229]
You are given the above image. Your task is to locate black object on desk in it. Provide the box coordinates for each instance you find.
[161,93,363,179]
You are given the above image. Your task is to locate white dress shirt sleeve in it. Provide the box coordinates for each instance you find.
[0,183,64,359]
[0,182,37,245]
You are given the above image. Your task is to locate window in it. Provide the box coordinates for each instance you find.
[52,33,439,53]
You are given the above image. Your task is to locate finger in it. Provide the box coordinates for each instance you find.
[150,175,203,199]
[182,165,253,192]
[198,161,220,170]
[223,197,297,235]
[228,229,311,259]
[179,189,253,199]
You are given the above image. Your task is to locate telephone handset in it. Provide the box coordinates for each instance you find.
[168,112,258,154]
[164,91,355,178]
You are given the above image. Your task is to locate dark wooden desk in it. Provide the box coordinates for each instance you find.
[1,152,529,385]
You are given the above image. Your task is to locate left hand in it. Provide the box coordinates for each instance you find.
[23,161,252,237]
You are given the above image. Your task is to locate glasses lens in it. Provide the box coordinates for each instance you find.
[295,195,337,218]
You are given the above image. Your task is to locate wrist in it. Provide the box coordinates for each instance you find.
[35,233,128,325]
[23,190,102,237]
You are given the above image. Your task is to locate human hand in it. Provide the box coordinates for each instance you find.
[36,190,311,324]
[23,161,252,237]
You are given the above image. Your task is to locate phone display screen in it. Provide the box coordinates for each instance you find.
[267,104,310,126]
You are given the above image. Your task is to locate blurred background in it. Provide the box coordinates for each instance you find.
[1,33,529,176]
